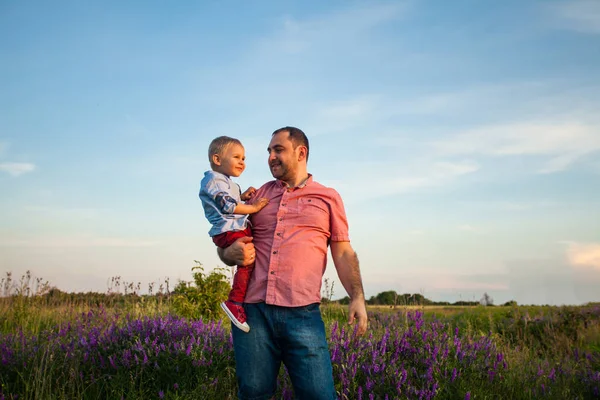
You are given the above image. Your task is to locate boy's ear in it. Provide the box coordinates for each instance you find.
[211,154,221,166]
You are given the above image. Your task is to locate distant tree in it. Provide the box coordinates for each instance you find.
[480,292,494,306]
[452,300,478,306]
[367,295,378,305]
[398,293,412,305]
[376,290,398,305]
[503,300,518,307]
[398,293,433,306]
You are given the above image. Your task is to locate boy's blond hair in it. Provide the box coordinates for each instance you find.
[208,136,243,168]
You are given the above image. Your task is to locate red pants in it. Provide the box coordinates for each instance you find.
[212,226,253,303]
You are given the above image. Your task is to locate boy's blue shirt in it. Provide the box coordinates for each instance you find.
[199,170,249,237]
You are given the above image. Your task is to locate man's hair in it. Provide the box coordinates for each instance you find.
[208,136,242,166]
[272,126,310,161]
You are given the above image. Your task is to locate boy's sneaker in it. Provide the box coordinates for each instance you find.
[220,301,250,333]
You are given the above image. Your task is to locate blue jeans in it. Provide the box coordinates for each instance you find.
[231,302,337,400]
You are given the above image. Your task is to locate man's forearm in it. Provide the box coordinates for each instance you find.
[217,236,254,267]
[331,242,365,301]
[340,251,365,300]
[332,241,368,335]
[217,247,236,266]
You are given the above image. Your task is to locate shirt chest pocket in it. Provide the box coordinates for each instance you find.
[285,196,330,231]
[298,197,329,217]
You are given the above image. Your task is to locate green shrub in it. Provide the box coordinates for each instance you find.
[172,261,231,321]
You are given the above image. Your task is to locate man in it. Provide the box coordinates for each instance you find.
[218,126,368,400]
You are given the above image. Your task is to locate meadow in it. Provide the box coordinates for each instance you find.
[0,271,599,399]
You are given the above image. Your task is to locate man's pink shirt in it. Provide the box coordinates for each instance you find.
[244,175,350,307]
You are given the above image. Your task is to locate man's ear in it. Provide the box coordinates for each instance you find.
[211,154,221,166]
[298,146,308,162]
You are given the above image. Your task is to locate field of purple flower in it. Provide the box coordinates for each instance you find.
[1,301,599,399]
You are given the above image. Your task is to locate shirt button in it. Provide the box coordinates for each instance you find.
[279,217,283,221]
[272,251,278,254]
[282,203,286,206]
[270,271,275,275]
[277,233,282,236]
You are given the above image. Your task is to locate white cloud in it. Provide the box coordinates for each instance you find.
[271,2,407,54]
[391,82,547,116]
[547,0,600,34]
[0,235,160,248]
[0,162,36,176]
[431,161,479,177]
[427,276,508,291]
[330,159,479,203]
[567,242,600,271]
[459,200,560,212]
[23,205,103,220]
[308,96,379,136]
[431,122,600,173]
[458,224,483,233]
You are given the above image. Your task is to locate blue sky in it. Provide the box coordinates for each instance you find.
[1,0,599,305]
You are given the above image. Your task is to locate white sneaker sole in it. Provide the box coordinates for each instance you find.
[220,302,250,333]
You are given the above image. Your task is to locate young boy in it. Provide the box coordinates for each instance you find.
[199,136,268,332]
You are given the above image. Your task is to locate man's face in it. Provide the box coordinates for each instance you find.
[267,131,299,181]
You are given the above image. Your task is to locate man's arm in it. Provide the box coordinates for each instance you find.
[217,236,255,266]
[330,241,368,336]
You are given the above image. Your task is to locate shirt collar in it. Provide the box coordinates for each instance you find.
[207,170,231,180]
[277,173,313,189]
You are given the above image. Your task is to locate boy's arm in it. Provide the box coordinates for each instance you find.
[233,198,269,215]
[200,174,239,215]
[201,175,268,215]
[330,241,368,336]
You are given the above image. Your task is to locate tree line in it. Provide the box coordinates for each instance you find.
[327,290,517,307]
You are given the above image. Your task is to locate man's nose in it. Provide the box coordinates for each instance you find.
[268,151,276,162]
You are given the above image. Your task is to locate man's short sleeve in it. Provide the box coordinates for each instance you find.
[329,189,350,242]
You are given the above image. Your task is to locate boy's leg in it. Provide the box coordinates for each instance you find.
[215,228,253,302]
[220,300,250,332]
[213,227,254,331]
[228,263,253,303]
[221,261,253,332]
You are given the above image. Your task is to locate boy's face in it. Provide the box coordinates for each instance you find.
[213,143,246,177]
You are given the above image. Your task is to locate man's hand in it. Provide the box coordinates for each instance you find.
[218,236,255,266]
[348,297,368,336]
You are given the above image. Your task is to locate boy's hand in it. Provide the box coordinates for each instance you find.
[252,197,269,212]
[241,187,256,201]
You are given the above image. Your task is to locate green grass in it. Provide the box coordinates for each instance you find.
[1,271,599,399]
